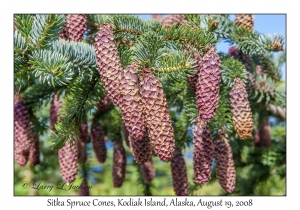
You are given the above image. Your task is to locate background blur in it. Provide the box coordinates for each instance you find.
[14,14,286,196]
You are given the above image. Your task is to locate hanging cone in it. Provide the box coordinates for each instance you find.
[171,151,189,196]
[93,24,123,106]
[91,122,107,163]
[161,14,188,28]
[230,78,254,140]
[214,131,236,193]
[255,118,272,148]
[29,133,40,166]
[129,133,152,164]
[193,117,213,184]
[77,140,87,163]
[140,69,175,162]
[235,14,254,31]
[119,63,145,140]
[141,159,155,184]
[79,178,90,196]
[50,93,61,131]
[65,14,87,42]
[112,139,126,188]
[78,122,89,143]
[14,99,34,167]
[58,139,78,184]
[196,45,221,122]
[266,104,286,119]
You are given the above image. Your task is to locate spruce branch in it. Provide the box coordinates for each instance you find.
[220,55,248,87]
[29,49,74,87]
[30,14,66,50]
[14,14,34,41]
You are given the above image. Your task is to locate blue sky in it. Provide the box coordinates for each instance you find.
[137,14,286,80]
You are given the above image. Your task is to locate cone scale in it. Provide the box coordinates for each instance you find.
[119,63,145,140]
[58,139,78,184]
[140,69,175,162]
[91,122,107,163]
[214,131,236,193]
[230,78,254,140]
[112,139,126,188]
[196,45,221,122]
[93,24,123,106]
[129,133,152,164]
[171,151,189,196]
[193,117,213,185]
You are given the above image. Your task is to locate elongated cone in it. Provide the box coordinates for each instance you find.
[14,99,33,167]
[230,78,254,140]
[77,140,87,163]
[255,118,271,148]
[78,122,89,143]
[79,178,90,196]
[129,133,152,164]
[94,24,122,106]
[266,103,286,119]
[235,14,254,31]
[112,139,126,188]
[193,117,213,184]
[141,159,155,184]
[196,45,221,122]
[119,63,145,140]
[58,139,78,184]
[91,122,107,163]
[65,14,87,42]
[140,69,175,162]
[171,150,188,196]
[161,14,188,28]
[214,131,236,193]
[50,93,61,131]
[29,133,40,166]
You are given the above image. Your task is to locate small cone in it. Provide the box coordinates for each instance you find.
[140,69,175,162]
[161,14,188,28]
[91,122,107,163]
[171,151,189,196]
[255,118,271,148]
[196,45,221,122]
[141,159,155,184]
[58,139,78,184]
[193,117,213,184]
[119,63,145,140]
[214,131,236,193]
[14,99,34,167]
[235,14,254,31]
[79,178,90,196]
[50,93,61,131]
[93,24,123,106]
[129,133,152,164]
[112,139,126,188]
[230,78,254,140]
[78,122,89,143]
[66,14,87,42]
[29,133,40,166]
[77,140,87,163]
